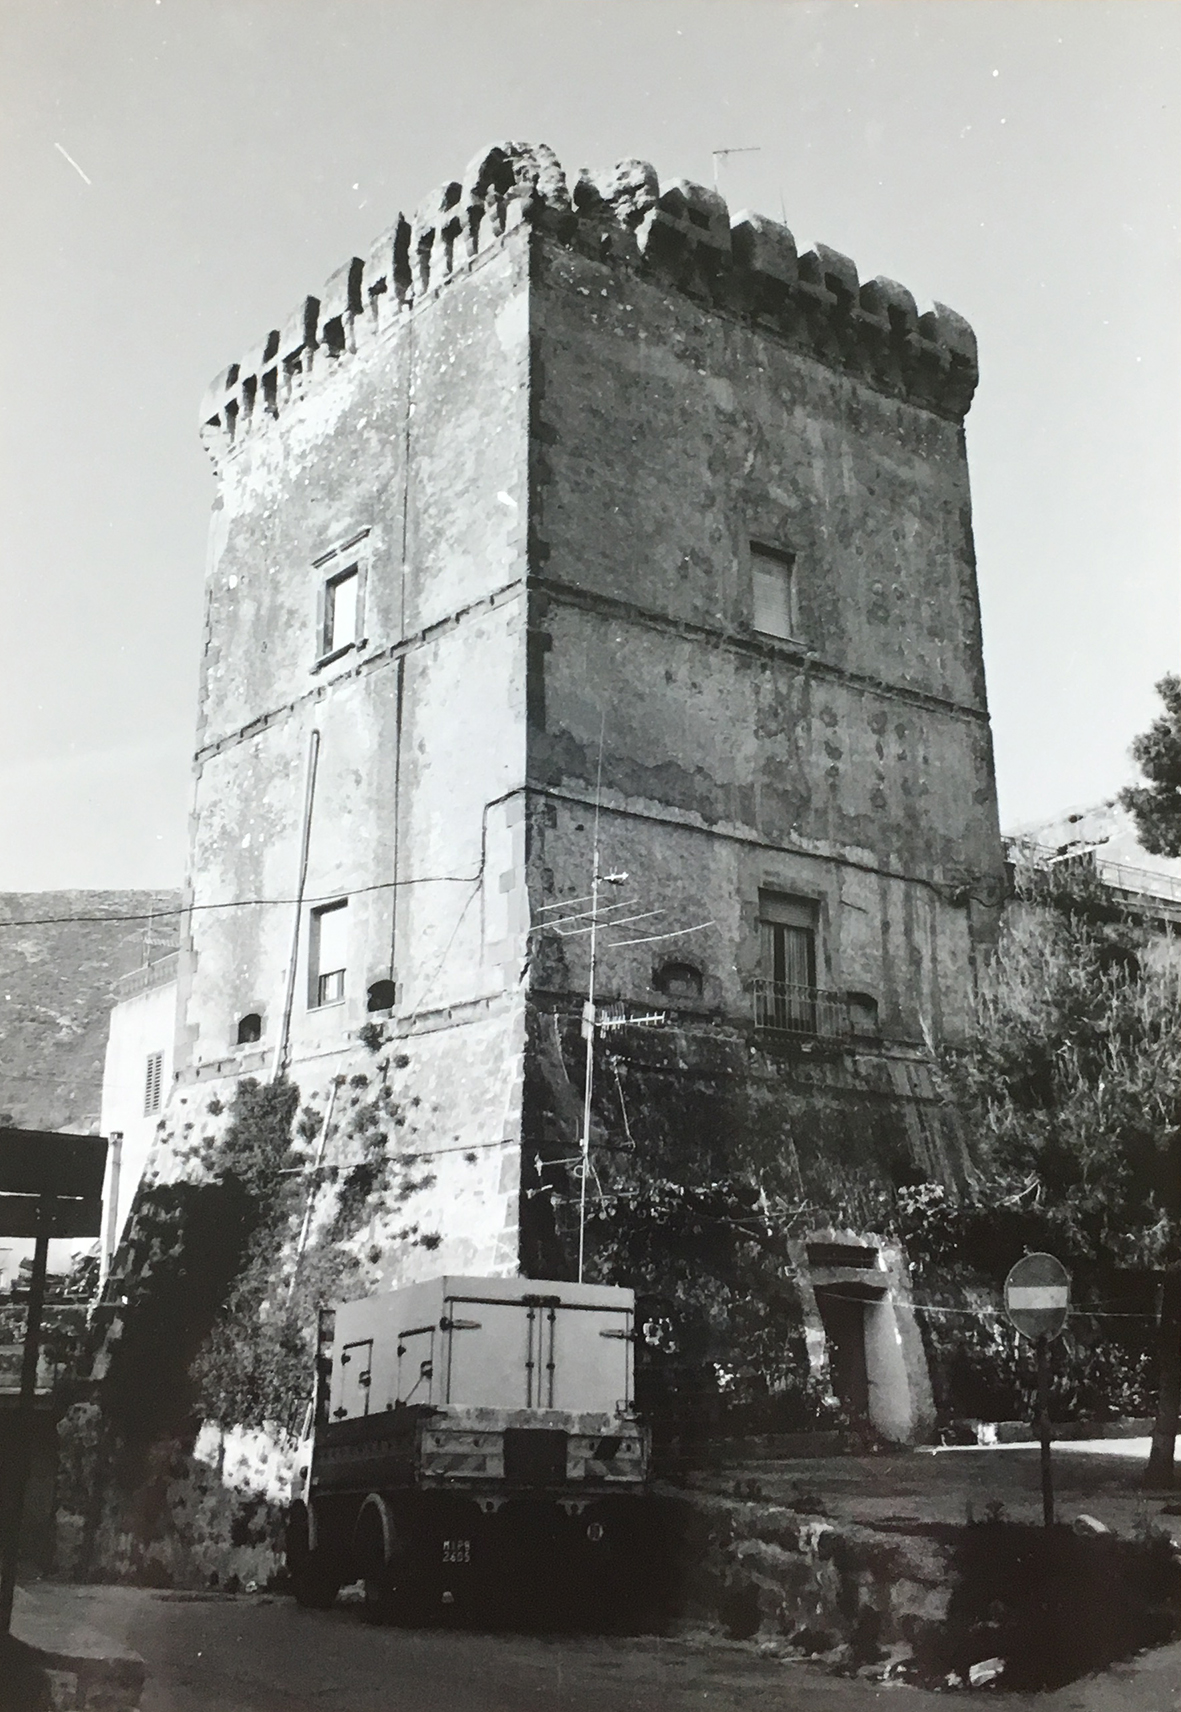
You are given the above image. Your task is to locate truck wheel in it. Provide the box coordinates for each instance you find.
[286,1503,341,1611]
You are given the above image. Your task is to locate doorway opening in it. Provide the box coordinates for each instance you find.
[813,1283,873,1425]
[804,1238,919,1443]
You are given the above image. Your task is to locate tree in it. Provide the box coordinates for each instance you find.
[942,868,1181,1485]
[1121,673,1181,858]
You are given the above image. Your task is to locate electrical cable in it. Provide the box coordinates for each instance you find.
[0,870,483,930]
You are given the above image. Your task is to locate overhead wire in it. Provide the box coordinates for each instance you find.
[0,870,484,930]
[607,918,715,949]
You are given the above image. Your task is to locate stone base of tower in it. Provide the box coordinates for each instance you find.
[520,997,953,1452]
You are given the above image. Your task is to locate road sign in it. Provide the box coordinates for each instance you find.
[1004,1252,1071,1342]
[0,1129,107,1239]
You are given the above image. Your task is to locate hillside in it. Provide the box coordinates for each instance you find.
[0,890,180,1132]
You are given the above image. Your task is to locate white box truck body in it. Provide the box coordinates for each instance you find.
[286,1275,654,1624]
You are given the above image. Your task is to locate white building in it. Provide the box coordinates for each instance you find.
[1006,798,1181,940]
[98,953,178,1273]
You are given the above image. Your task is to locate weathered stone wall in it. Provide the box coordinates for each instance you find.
[517,168,1003,1316]
[165,226,534,1288]
[526,231,1002,1048]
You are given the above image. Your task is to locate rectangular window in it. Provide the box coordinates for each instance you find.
[310,900,348,1008]
[322,566,359,656]
[144,1051,164,1116]
[756,891,818,1033]
[751,544,796,640]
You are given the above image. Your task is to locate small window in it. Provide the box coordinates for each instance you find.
[751,544,796,640]
[144,1051,164,1116]
[322,566,359,657]
[310,900,348,1008]
[236,1012,262,1045]
[367,979,397,1013]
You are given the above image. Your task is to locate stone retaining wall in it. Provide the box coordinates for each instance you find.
[662,1486,950,1667]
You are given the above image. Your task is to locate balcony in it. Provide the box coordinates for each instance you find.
[751,979,851,1040]
[1004,837,1181,926]
[114,952,179,1002]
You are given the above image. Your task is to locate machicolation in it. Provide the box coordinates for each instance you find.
[200,139,978,467]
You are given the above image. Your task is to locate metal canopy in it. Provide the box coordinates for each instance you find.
[0,1129,107,1200]
[0,1195,105,1239]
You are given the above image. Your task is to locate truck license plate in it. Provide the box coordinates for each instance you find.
[442,1537,471,1565]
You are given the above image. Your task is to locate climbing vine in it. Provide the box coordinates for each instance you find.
[192,1050,442,1434]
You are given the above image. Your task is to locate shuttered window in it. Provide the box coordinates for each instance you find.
[144,1051,164,1116]
[757,892,818,1033]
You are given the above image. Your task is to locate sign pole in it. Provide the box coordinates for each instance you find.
[1036,1333,1054,1529]
[0,1193,51,1632]
[1004,1252,1070,1532]
[102,1130,123,1284]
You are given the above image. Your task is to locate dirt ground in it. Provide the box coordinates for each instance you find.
[691,1437,1181,1538]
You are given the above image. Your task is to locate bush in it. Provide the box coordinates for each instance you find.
[929,1521,1181,1689]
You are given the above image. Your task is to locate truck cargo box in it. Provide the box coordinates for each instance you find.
[326,1275,635,1421]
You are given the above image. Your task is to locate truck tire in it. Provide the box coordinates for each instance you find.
[286,1503,341,1611]
[355,1499,431,1626]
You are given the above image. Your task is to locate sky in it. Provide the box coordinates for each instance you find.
[0,0,1177,890]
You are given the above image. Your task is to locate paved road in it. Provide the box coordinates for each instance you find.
[17,1587,915,1712]
[21,1584,1181,1712]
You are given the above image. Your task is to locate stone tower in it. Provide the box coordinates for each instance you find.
[174,142,1005,1373]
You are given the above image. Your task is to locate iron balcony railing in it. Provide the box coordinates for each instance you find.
[751,978,851,1039]
[1095,857,1181,904]
[1004,838,1181,907]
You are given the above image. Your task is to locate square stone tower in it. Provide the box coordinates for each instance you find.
[178,142,1005,1318]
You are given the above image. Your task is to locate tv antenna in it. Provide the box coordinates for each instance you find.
[712,146,761,189]
[556,718,712,1282]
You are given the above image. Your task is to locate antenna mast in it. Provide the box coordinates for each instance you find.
[576,719,630,1282]
[571,719,712,1279]
[577,719,606,1283]
[576,843,599,1284]
[711,145,761,189]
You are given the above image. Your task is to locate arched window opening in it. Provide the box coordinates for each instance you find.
[236,1012,262,1045]
[653,960,703,999]
[367,979,397,1013]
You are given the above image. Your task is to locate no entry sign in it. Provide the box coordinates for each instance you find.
[1004,1252,1071,1341]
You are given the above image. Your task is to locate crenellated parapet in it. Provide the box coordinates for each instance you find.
[200,141,977,464]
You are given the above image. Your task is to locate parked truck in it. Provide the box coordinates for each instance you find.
[286,1274,656,1625]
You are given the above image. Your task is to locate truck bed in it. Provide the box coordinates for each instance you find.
[310,1403,647,1500]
